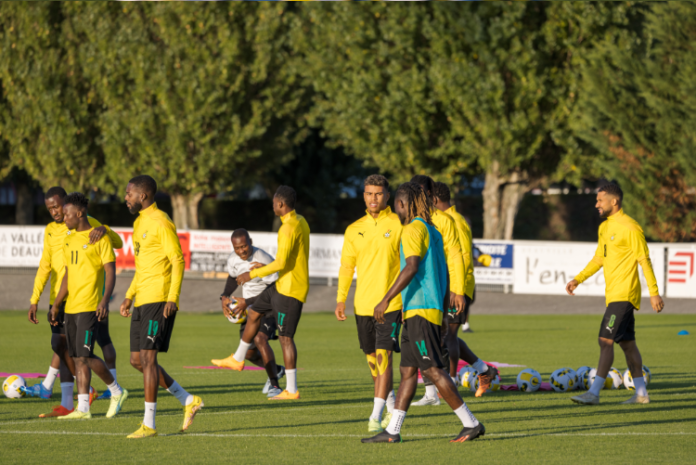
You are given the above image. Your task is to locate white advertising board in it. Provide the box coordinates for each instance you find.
[666,245,696,298]
[513,241,665,296]
[0,226,45,267]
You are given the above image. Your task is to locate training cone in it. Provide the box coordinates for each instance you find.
[677,330,689,336]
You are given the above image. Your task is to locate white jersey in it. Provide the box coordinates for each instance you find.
[226,246,278,299]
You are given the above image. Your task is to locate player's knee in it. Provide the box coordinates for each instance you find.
[51,335,65,353]
[375,349,390,376]
[129,354,142,371]
[598,337,613,349]
[366,354,378,377]
[254,333,269,347]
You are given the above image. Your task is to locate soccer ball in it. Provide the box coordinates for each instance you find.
[549,368,577,392]
[226,300,247,324]
[459,366,476,389]
[516,369,542,392]
[607,367,623,389]
[469,371,500,393]
[561,367,578,390]
[575,366,591,390]
[587,368,613,390]
[3,375,27,399]
[642,365,652,384]
[623,367,651,390]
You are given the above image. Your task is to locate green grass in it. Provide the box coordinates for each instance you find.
[1,310,695,464]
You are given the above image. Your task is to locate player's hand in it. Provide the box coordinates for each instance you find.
[163,301,177,318]
[650,295,664,313]
[49,305,59,326]
[234,297,247,316]
[249,262,264,271]
[374,300,388,324]
[89,226,107,244]
[335,302,347,321]
[120,298,132,317]
[451,293,465,315]
[28,304,39,324]
[566,279,579,296]
[221,296,232,317]
[96,301,109,321]
[236,272,252,285]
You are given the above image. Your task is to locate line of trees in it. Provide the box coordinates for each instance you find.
[1,2,694,241]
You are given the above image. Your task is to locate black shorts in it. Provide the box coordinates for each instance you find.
[355,311,402,355]
[65,312,98,358]
[400,315,447,371]
[130,302,177,353]
[95,314,112,347]
[48,302,66,335]
[599,301,635,342]
[240,312,278,345]
[445,295,473,325]
[251,283,303,338]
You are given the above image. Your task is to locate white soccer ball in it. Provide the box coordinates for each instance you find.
[642,365,652,384]
[587,368,613,390]
[470,371,500,393]
[562,367,578,390]
[623,367,651,390]
[226,300,247,324]
[549,368,577,392]
[575,366,591,390]
[516,369,542,392]
[459,366,476,389]
[3,375,26,399]
[607,367,622,389]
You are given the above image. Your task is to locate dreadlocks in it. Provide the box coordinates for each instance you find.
[395,182,433,225]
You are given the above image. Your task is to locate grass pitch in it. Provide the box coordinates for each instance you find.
[0,310,694,464]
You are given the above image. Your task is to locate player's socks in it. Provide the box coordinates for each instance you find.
[168,381,194,406]
[370,397,386,422]
[424,385,437,398]
[385,409,406,435]
[472,359,488,374]
[454,403,479,428]
[286,369,298,394]
[61,382,74,411]
[110,369,117,382]
[633,376,648,397]
[77,394,90,413]
[144,402,156,429]
[42,367,60,391]
[233,341,252,363]
[589,376,605,396]
[107,380,123,397]
[386,390,395,413]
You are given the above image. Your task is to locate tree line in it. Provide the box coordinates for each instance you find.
[1,2,694,241]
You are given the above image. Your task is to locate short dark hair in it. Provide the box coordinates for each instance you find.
[364,174,389,189]
[64,192,89,210]
[129,175,158,197]
[433,182,451,203]
[598,182,623,203]
[274,185,296,209]
[231,228,251,242]
[45,186,67,200]
[410,175,435,197]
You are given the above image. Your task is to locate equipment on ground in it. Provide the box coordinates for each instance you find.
[516,368,542,392]
[3,374,27,399]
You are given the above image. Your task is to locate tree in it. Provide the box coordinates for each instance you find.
[571,2,696,241]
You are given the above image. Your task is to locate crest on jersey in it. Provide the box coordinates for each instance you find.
[142,231,148,239]
[67,231,71,235]
[384,229,391,238]
[611,236,615,241]
[83,244,88,249]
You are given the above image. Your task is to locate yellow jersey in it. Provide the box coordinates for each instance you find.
[337,207,403,316]
[446,205,475,299]
[250,210,311,303]
[401,219,442,326]
[431,209,465,295]
[125,203,184,307]
[62,228,116,314]
[575,209,659,309]
[31,217,122,305]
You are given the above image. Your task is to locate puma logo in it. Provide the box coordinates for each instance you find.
[422,356,431,361]
[83,345,91,350]
[358,232,365,238]
[606,326,613,334]
[264,324,271,330]
[147,336,156,343]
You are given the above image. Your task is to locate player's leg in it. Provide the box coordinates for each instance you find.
[617,309,648,403]
[456,338,499,397]
[59,314,94,419]
[372,311,401,430]
[355,314,381,428]
[269,292,303,400]
[252,330,282,396]
[95,315,118,400]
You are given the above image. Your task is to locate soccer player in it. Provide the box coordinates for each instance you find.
[211,228,286,397]
[335,174,403,433]
[362,182,485,444]
[224,186,310,401]
[433,182,497,396]
[120,175,203,438]
[49,193,128,420]
[567,183,664,405]
[26,186,123,417]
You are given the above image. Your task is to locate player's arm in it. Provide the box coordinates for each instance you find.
[51,268,69,326]
[336,234,356,322]
[162,224,185,317]
[629,230,664,312]
[374,255,420,324]
[29,227,52,323]
[98,243,116,321]
[221,275,238,317]
[567,239,604,295]
[239,226,293,284]
[442,221,465,311]
[255,250,279,285]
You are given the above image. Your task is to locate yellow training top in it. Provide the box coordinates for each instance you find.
[575,209,659,309]
[31,217,122,305]
[401,219,442,326]
[337,207,403,316]
[62,228,116,314]
[446,205,475,299]
[125,203,185,307]
[431,209,465,295]
[250,210,311,303]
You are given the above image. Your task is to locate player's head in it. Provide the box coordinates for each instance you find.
[596,182,623,218]
[62,192,89,230]
[231,228,253,261]
[273,185,296,217]
[410,175,435,200]
[44,186,68,223]
[433,182,451,208]
[363,174,390,216]
[125,175,157,215]
[394,182,433,226]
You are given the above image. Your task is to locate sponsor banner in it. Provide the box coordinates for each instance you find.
[513,241,665,296]
[111,228,191,271]
[666,246,696,298]
[472,240,514,284]
[0,226,45,267]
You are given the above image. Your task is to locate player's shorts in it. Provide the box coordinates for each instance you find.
[130,302,177,353]
[95,313,112,347]
[64,312,98,358]
[400,315,447,371]
[599,301,635,342]
[251,283,303,338]
[240,311,278,349]
[48,302,66,335]
[445,295,473,325]
[354,311,402,355]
